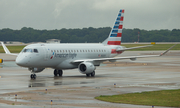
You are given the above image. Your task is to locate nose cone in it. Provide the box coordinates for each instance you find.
[15,56,27,67]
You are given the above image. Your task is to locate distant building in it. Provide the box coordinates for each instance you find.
[46,39,61,43]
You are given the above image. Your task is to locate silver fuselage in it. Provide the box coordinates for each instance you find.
[16,43,124,70]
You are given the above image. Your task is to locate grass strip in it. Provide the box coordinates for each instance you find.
[95,89,180,107]
[0,46,25,53]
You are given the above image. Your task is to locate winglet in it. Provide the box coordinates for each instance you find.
[1,42,18,56]
[160,44,176,56]
[1,42,11,54]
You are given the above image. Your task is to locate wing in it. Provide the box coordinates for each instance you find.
[71,44,176,63]
[1,42,18,56]
[120,45,153,51]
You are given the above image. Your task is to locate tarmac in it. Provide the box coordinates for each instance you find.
[0,51,180,108]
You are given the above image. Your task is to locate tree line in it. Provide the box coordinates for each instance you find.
[0,27,179,43]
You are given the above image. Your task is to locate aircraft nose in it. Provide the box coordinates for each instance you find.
[15,56,27,67]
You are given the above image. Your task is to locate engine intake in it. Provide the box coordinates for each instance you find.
[78,62,95,74]
[28,67,45,73]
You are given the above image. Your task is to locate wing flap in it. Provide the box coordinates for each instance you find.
[71,55,159,63]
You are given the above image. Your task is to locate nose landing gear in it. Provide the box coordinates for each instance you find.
[30,74,36,79]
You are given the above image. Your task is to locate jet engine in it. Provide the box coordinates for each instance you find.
[28,67,45,73]
[78,62,95,74]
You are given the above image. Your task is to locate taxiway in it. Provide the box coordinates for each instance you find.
[0,51,179,108]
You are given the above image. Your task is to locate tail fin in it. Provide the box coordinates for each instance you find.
[102,9,124,45]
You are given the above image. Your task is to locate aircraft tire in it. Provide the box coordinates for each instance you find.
[91,71,95,77]
[58,70,63,76]
[30,74,33,79]
[30,74,36,79]
[86,74,90,77]
[54,69,58,76]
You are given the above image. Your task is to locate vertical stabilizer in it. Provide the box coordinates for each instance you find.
[102,9,124,45]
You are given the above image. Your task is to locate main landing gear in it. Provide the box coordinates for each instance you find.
[86,71,95,77]
[54,69,63,77]
[30,74,36,79]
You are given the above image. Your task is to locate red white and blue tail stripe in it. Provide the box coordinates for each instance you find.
[103,9,124,45]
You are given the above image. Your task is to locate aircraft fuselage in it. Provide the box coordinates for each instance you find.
[16,43,124,70]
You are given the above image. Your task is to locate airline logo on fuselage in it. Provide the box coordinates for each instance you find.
[50,52,77,59]
[50,52,55,59]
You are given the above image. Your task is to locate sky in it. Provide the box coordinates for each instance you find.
[0,0,180,30]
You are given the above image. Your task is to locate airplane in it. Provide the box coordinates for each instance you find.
[1,9,176,79]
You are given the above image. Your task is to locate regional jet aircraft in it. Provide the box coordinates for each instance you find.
[1,9,176,79]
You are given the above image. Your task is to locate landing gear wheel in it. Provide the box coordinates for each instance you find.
[30,74,36,79]
[91,71,95,77]
[58,70,63,76]
[86,74,90,77]
[54,69,58,76]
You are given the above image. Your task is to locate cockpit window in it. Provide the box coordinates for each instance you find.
[22,49,32,53]
[24,49,32,52]
[21,48,38,53]
[34,49,38,53]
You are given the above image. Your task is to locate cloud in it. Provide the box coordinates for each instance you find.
[0,0,179,30]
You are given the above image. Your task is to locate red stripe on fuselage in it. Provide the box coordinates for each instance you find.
[111,49,123,54]
[107,41,121,45]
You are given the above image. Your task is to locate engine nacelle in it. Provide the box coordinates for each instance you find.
[78,62,95,74]
[28,67,45,73]
[130,58,136,61]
